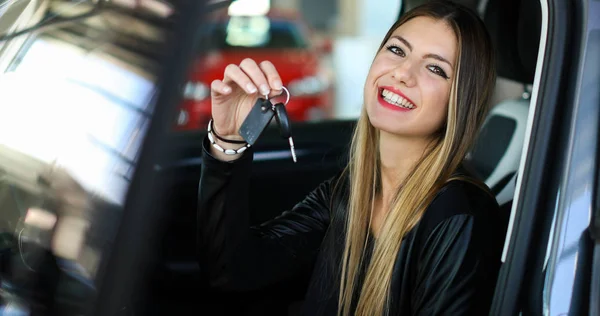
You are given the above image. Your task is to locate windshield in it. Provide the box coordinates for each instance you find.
[204,16,308,50]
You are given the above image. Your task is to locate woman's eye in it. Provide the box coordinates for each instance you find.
[428,65,449,79]
[386,45,405,57]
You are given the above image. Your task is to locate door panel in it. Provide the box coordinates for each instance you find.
[491,0,600,315]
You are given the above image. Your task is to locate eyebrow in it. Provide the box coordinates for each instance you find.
[390,35,454,68]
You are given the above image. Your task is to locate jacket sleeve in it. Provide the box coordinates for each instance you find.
[411,214,501,316]
[197,137,333,292]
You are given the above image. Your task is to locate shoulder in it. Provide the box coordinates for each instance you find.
[416,180,500,242]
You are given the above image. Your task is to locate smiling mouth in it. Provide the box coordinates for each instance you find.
[380,88,416,109]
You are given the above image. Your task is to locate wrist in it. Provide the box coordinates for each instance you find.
[209,142,243,161]
[207,119,250,161]
[211,121,244,142]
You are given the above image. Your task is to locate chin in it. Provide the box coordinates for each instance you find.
[367,113,430,139]
[367,112,402,135]
[366,103,395,131]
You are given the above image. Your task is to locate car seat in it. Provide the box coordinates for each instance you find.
[466,0,541,209]
[468,93,530,206]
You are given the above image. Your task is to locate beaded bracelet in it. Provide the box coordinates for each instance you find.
[207,119,250,155]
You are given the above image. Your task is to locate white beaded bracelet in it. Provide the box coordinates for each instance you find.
[207,119,250,155]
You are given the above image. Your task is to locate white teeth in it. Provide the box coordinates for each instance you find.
[381,89,415,109]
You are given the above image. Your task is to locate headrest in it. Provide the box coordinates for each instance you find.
[484,0,541,83]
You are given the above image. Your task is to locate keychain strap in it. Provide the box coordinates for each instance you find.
[208,119,250,155]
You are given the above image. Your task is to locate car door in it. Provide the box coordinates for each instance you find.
[489,0,600,315]
[0,0,180,314]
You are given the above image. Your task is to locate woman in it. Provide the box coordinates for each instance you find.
[197,1,506,315]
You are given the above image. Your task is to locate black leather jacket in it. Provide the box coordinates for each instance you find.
[197,138,506,315]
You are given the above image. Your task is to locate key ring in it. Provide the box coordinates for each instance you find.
[264,86,290,106]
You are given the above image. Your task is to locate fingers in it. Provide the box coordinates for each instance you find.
[210,79,232,96]
[239,58,272,96]
[221,59,283,97]
[222,58,268,95]
[223,62,259,94]
[259,60,283,97]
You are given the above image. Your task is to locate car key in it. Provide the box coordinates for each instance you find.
[273,102,297,163]
[238,97,275,146]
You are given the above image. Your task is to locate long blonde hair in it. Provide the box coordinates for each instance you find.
[337,2,496,315]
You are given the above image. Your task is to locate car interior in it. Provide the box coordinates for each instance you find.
[0,0,544,314]
[148,0,542,314]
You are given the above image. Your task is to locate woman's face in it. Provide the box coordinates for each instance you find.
[365,16,458,139]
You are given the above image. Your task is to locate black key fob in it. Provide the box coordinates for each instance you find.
[239,98,275,146]
[273,102,297,162]
[273,102,291,138]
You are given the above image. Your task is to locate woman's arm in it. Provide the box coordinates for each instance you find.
[410,184,503,315]
[197,137,334,292]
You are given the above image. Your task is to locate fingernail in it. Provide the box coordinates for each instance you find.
[223,86,231,93]
[246,83,257,93]
[259,84,270,95]
[273,80,283,90]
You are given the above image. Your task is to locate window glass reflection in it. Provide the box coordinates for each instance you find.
[0,0,172,313]
[1,36,153,204]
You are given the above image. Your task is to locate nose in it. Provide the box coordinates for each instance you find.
[392,61,417,87]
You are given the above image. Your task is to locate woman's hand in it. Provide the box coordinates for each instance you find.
[209,58,283,161]
[211,58,283,136]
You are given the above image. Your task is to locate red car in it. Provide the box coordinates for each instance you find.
[175,11,334,131]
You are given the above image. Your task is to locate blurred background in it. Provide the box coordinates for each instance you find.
[176,0,402,130]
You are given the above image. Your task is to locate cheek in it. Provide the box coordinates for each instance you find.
[364,62,385,99]
[366,54,393,82]
[422,77,451,111]
[420,77,451,127]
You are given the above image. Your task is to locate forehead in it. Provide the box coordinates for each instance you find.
[390,16,458,60]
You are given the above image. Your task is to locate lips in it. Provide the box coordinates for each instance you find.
[377,86,417,112]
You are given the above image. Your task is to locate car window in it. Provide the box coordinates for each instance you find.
[0,0,173,313]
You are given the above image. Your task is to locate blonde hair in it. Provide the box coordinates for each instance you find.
[336,2,496,315]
